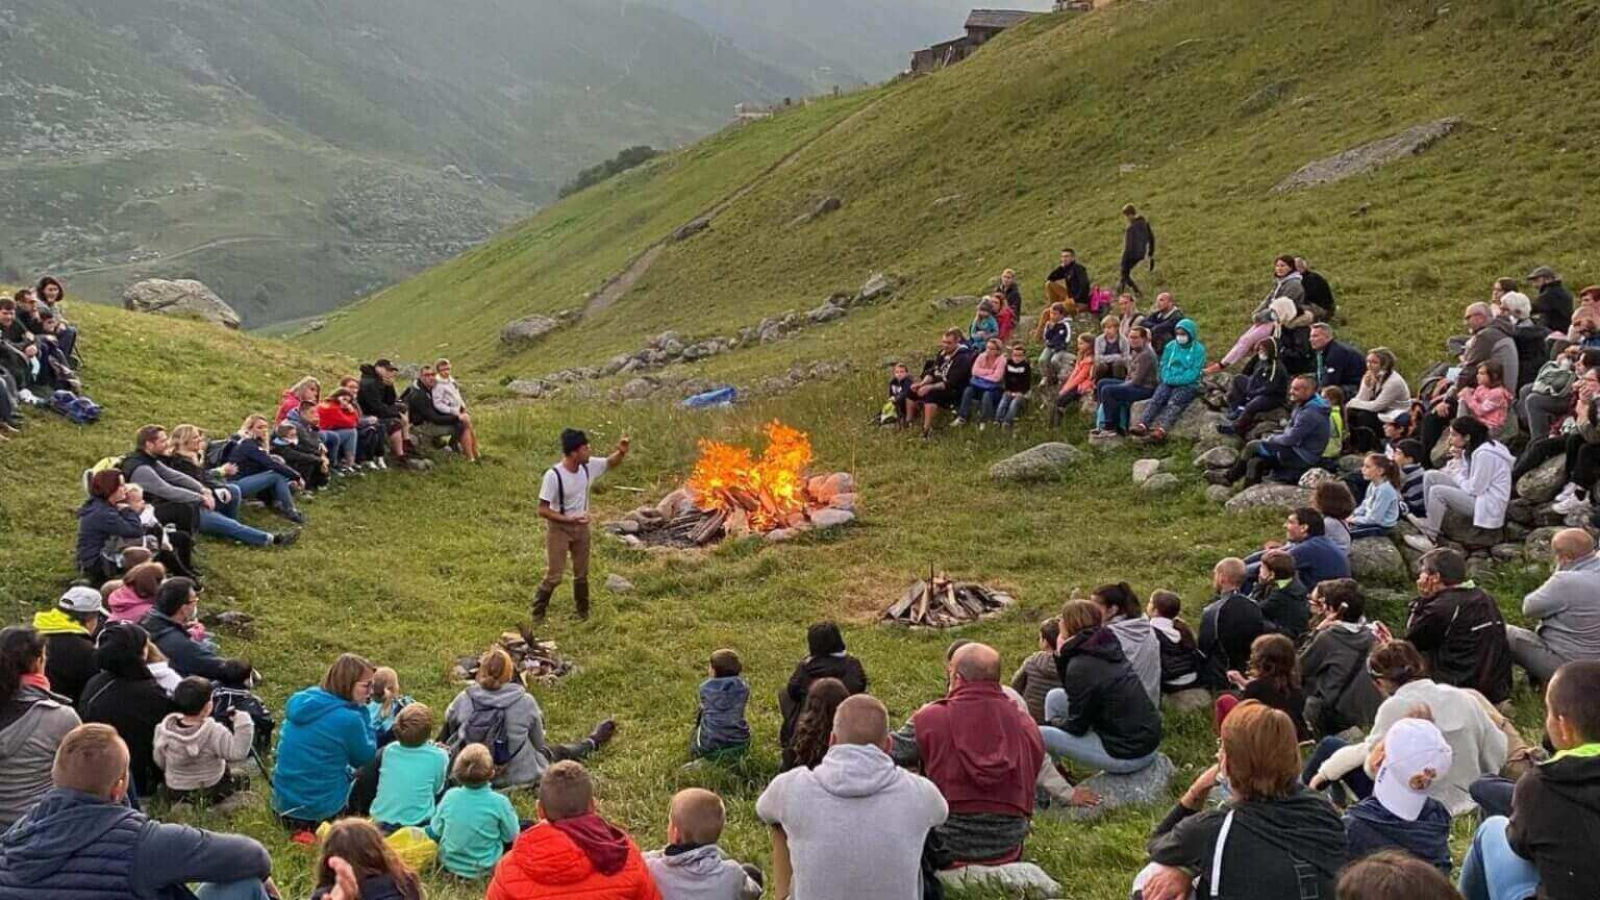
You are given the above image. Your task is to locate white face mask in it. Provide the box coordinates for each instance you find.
[1175,334,1190,346]
[1257,352,1270,362]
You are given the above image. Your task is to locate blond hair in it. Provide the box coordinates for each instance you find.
[168,424,205,461]
[452,743,496,786]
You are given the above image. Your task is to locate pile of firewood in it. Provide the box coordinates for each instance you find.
[884,574,1014,627]
[452,626,576,685]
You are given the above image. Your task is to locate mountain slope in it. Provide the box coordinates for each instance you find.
[0,0,811,326]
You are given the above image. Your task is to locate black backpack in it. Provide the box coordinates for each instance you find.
[211,684,275,754]
[458,698,517,766]
[205,437,239,469]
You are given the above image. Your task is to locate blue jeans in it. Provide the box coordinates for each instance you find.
[1470,776,1517,819]
[1138,382,1199,431]
[1347,522,1392,539]
[995,393,1028,425]
[323,428,357,465]
[1302,736,1373,803]
[958,384,1001,422]
[199,509,273,546]
[194,880,273,900]
[232,472,296,513]
[1459,817,1540,900]
[1098,379,1155,432]
[1038,688,1158,774]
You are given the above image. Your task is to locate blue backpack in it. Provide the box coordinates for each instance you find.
[49,390,102,425]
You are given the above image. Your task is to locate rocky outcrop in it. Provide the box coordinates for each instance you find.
[1516,456,1566,504]
[501,309,578,346]
[1132,459,1162,484]
[1349,537,1408,584]
[672,216,711,242]
[1272,118,1462,193]
[789,195,842,227]
[1224,483,1311,514]
[990,443,1084,482]
[1052,754,1177,823]
[123,278,242,329]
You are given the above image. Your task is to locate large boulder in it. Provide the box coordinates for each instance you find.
[1441,509,1503,550]
[1132,459,1162,484]
[809,508,856,530]
[500,314,561,345]
[937,863,1059,897]
[1349,537,1408,584]
[1142,473,1181,493]
[122,279,241,329]
[1298,467,1340,490]
[1053,753,1177,822]
[1224,483,1311,514]
[1162,688,1212,714]
[1130,397,1221,441]
[990,443,1084,481]
[1272,117,1462,193]
[856,272,892,303]
[1516,456,1566,504]
[1525,526,1562,559]
[1194,445,1239,470]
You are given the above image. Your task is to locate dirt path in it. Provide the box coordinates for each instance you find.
[582,93,887,317]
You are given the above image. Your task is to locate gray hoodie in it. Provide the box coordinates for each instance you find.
[1107,615,1162,706]
[1523,553,1600,663]
[756,743,947,900]
[644,844,763,900]
[0,685,81,828]
[152,710,254,791]
[444,683,549,789]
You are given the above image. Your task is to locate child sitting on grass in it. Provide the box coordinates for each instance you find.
[1219,634,1312,741]
[1343,716,1454,874]
[429,743,521,880]
[152,675,254,804]
[645,788,765,900]
[1050,334,1097,426]
[692,649,751,759]
[1010,618,1063,724]
[366,666,413,746]
[370,704,448,832]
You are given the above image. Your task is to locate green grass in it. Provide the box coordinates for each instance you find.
[6,0,1594,894]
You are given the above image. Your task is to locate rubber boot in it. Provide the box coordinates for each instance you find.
[532,586,553,624]
[574,578,590,621]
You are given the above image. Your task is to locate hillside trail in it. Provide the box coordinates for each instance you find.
[582,92,889,317]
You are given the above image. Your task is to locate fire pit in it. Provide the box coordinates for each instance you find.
[452,627,576,685]
[884,573,1014,628]
[609,421,857,547]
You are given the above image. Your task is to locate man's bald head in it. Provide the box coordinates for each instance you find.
[951,642,1002,684]
[831,694,890,747]
[1215,557,1247,590]
[1552,528,1595,565]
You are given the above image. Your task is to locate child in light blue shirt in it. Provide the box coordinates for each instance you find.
[1349,453,1403,538]
[429,743,521,878]
[370,703,448,830]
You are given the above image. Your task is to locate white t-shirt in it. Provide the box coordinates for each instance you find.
[539,457,609,516]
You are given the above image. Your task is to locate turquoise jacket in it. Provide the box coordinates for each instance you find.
[1158,318,1207,386]
[427,784,520,878]
[271,687,377,822]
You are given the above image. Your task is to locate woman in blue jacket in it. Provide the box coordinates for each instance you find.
[1131,318,1207,442]
[226,414,306,523]
[272,654,377,834]
[75,470,147,582]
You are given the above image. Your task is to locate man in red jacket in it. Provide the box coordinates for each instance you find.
[903,643,1045,867]
[487,761,661,900]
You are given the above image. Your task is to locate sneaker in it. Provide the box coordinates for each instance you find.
[376,458,388,470]
[1403,532,1437,553]
[1554,483,1580,504]
[588,719,618,748]
[1552,493,1591,515]
[952,418,967,427]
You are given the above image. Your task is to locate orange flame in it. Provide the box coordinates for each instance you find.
[686,421,815,531]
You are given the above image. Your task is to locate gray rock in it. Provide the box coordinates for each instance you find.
[1087,432,1125,452]
[605,573,636,593]
[1441,510,1504,550]
[1272,117,1462,193]
[1194,445,1239,470]
[1337,454,1366,475]
[1191,429,1244,456]
[1129,397,1218,440]
[937,863,1060,897]
[857,272,892,302]
[1132,459,1162,484]
[1299,468,1339,490]
[500,314,561,345]
[1525,527,1562,559]
[1506,499,1541,527]
[123,278,241,329]
[620,378,657,400]
[990,443,1084,481]
[809,508,856,530]
[1349,537,1408,583]
[1516,456,1566,504]
[507,380,547,398]
[765,528,798,543]
[1162,688,1213,714]
[1491,543,1524,563]
[807,302,847,324]
[672,217,711,242]
[1205,484,1234,504]
[1142,473,1181,493]
[932,295,982,311]
[1157,456,1185,474]
[1054,753,1177,822]
[1224,483,1311,514]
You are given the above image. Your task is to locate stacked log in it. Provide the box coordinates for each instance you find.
[884,575,1014,627]
[453,627,576,685]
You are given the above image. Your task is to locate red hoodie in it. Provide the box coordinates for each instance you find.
[487,814,661,900]
[912,681,1043,819]
[317,400,359,431]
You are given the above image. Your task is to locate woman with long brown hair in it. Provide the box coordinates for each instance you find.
[782,677,849,771]
[312,818,424,900]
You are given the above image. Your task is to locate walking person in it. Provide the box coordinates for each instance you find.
[1119,204,1155,298]
[533,428,629,622]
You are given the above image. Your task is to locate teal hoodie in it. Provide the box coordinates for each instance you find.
[271,686,376,822]
[1158,318,1206,386]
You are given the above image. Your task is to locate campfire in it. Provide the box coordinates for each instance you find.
[610,421,857,547]
[452,627,576,685]
[884,573,1014,628]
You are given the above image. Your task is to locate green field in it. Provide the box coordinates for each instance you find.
[6,0,1599,896]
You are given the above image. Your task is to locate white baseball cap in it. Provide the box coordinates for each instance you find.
[58,586,109,617]
[1373,717,1453,821]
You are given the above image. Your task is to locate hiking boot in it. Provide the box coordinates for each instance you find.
[279,508,307,525]
[574,578,590,620]
[532,586,553,623]
[588,718,617,748]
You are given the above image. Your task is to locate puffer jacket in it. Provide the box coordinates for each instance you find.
[488,816,662,900]
[1158,319,1206,386]
[0,684,80,828]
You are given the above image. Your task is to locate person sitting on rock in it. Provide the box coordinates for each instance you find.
[1419,303,1516,456]
[1045,248,1091,314]
[1348,453,1403,538]
[1295,257,1335,321]
[892,643,1045,867]
[1308,324,1365,401]
[1222,375,1331,486]
[1314,479,1357,553]
[1040,601,1163,774]
[1091,582,1161,705]
[1346,348,1411,453]
[994,343,1033,430]
[1299,579,1383,739]
[1208,255,1308,375]
[1392,438,1428,516]
[1137,701,1345,900]
[1521,343,1582,444]
[316,388,362,473]
[403,365,466,455]
[779,622,868,754]
[1129,318,1206,443]
[1093,314,1130,382]
[1050,334,1097,427]
[1400,548,1513,705]
[1526,264,1575,334]
[1092,325,1157,437]
[1037,303,1072,379]
[1216,634,1312,742]
[967,299,999,351]
[1403,417,1513,552]
[1519,361,1600,518]
[1011,619,1064,724]
[1143,291,1185,354]
[430,358,481,462]
[1495,290,1550,395]
[1505,528,1600,689]
[1245,506,1350,597]
[1457,360,1513,435]
[955,338,1006,427]
[1217,337,1288,438]
[358,359,411,462]
[1252,550,1311,642]
[1197,558,1266,690]
[1147,591,1202,695]
[905,329,975,439]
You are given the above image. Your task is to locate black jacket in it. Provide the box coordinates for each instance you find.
[1312,340,1365,395]
[1300,269,1335,318]
[1241,677,1312,741]
[922,346,976,395]
[997,281,1023,319]
[1144,306,1185,353]
[403,382,458,427]
[1002,359,1032,393]
[226,438,300,482]
[1534,281,1575,334]
[138,611,252,687]
[1052,626,1162,760]
[162,455,226,491]
[1255,578,1310,642]
[1507,750,1600,900]
[1405,585,1513,704]
[79,668,174,797]
[1148,787,1346,900]
[779,642,869,748]
[1236,354,1289,406]
[1047,261,1091,306]
[312,874,416,900]
[74,498,145,574]
[1122,217,1156,265]
[1299,624,1383,737]
[358,365,404,420]
[1512,318,1552,391]
[1197,592,1265,689]
[42,631,97,706]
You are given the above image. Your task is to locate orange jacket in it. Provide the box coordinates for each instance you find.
[487,820,662,900]
[1058,356,1096,397]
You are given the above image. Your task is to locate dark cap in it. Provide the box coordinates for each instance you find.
[561,428,589,455]
[374,358,395,370]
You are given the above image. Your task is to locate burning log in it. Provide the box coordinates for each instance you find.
[884,575,1014,628]
[452,626,576,685]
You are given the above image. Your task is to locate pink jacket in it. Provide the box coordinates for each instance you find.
[108,586,207,641]
[1058,356,1096,397]
[970,352,1007,386]
[1459,385,1513,433]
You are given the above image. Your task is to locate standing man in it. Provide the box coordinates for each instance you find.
[1118,204,1155,298]
[534,428,629,622]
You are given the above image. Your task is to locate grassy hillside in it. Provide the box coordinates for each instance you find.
[5,0,1595,896]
